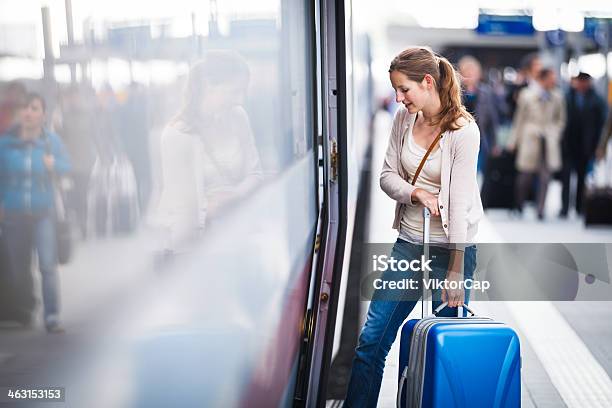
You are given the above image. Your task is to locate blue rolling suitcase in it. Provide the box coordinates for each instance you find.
[397,305,521,407]
[397,209,521,407]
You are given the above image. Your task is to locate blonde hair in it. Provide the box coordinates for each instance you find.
[389,48,473,133]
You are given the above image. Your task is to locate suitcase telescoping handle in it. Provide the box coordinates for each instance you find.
[423,207,476,318]
[433,302,476,317]
[422,207,430,246]
[421,207,430,318]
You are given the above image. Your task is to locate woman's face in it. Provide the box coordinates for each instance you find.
[390,70,429,113]
[20,98,45,131]
[201,81,246,115]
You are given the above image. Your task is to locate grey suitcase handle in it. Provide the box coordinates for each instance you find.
[421,207,430,318]
[400,207,431,407]
[422,207,430,246]
[423,207,477,318]
[433,302,476,317]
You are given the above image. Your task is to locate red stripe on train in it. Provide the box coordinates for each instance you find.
[240,260,311,407]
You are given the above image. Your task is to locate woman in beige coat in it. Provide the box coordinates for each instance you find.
[508,68,566,219]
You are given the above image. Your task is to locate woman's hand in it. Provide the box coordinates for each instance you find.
[411,188,440,216]
[442,270,464,308]
[443,250,465,308]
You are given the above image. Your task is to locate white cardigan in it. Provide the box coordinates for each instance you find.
[380,108,484,249]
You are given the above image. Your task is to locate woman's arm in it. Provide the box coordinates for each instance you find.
[448,121,480,246]
[380,110,418,205]
[444,121,480,307]
[443,249,465,307]
[231,107,263,196]
[158,125,207,248]
[549,93,566,142]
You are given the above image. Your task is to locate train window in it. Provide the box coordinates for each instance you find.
[0,0,316,239]
[0,1,317,405]
[0,0,317,246]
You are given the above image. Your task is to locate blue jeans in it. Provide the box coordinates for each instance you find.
[3,213,60,325]
[345,239,477,408]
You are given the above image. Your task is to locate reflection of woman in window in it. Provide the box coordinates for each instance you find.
[155,51,263,251]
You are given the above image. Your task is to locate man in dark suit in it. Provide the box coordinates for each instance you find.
[560,72,607,217]
[459,55,500,174]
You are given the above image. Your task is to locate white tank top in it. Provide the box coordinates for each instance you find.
[399,117,448,244]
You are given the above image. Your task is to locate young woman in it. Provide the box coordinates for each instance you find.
[0,93,71,333]
[345,48,484,407]
[154,50,263,252]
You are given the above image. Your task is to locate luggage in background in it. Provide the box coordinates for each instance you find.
[87,119,141,238]
[584,142,612,226]
[86,154,140,237]
[481,151,516,210]
[0,224,36,325]
[584,188,612,226]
